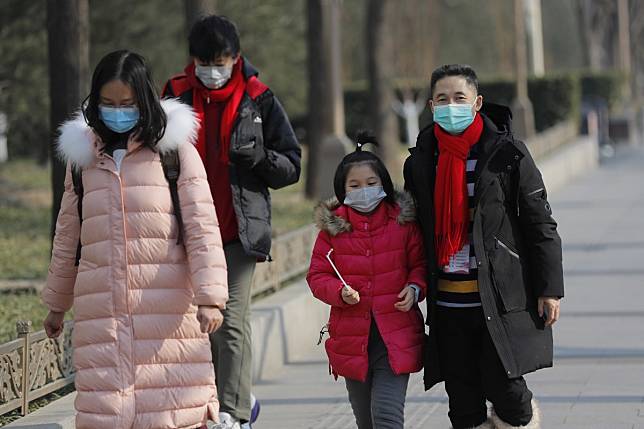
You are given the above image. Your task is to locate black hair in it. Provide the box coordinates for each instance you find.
[429,64,479,97]
[189,15,241,62]
[82,50,166,149]
[333,131,396,205]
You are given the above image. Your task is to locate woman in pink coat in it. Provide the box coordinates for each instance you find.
[42,50,227,429]
[307,133,427,429]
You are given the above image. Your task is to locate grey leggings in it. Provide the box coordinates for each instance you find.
[344,321,410,429]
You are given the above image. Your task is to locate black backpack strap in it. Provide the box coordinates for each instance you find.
[160,150,184,245]
[71,167,84,266]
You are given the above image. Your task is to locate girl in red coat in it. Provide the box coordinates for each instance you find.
[307,133,427,429]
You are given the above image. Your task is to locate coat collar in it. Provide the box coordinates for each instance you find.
[56,98,199,169]
[314,191,416,236]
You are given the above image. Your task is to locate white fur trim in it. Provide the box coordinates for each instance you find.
[490,399,541,429]
[156,98,200,155]
[56,112,96,169]
[55,98,199,168]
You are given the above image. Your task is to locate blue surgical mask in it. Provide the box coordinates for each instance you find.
[99,105,140,133]
[433,101,477,134]
[344,186,387,213]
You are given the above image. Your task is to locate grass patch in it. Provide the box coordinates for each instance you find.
[270,159,315,235]
[0,290,54,342]
[0,160,52,280]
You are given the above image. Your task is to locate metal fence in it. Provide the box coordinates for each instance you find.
[0,320,74,416]
[0,224,318,417]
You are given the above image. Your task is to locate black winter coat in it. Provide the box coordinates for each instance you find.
[403,103,564,390]
[163,59,301,260]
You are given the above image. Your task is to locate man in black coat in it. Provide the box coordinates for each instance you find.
[404,64,564,429]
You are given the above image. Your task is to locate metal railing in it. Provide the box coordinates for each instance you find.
[0,224,318,417]
[251,224,317,297]
[0,320,74,416]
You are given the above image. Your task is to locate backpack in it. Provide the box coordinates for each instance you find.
[70,150,185,266]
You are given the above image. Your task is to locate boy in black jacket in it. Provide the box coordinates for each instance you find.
[163,15,300,429]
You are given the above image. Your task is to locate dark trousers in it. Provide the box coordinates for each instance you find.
[344,321,410,429]
[210,241,257,422]
[436,306,533,428]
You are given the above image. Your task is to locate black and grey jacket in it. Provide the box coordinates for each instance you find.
[403,103,564,389]
[163,58,301,260]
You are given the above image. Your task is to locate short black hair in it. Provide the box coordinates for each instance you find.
[82,50,166,149]
[333,132,396,205]
[189,15,240,62]
[430,64,479,97]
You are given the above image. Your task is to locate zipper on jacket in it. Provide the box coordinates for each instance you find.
[236,140,256,151]
[117,166,136,389]
[494,236,520,259]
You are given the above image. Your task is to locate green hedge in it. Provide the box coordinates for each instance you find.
[343,74,581,138]
[579,71,625,109]
[294,71,624,144]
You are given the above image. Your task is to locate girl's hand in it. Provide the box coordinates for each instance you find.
[395,286,415,312]
[44,311,65,338]
[197,306,224,333]
[341,286,360,305]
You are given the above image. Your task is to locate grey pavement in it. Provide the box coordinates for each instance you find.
[252,144,644,429]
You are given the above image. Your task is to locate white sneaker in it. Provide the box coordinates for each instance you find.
[210,412,241,429]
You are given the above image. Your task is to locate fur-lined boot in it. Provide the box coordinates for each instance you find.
[490,399,541,429]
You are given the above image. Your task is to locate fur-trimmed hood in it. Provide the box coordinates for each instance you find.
[56,98,199,169]
[314,190,416,236]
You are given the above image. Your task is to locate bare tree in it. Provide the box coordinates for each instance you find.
[305,0,324,198]
[630,0,644,99]
[305,0,349,199]
[576,0,618,70]
[366,0,399,177]
[185,0,217,35]
[47,0,89,239]
[390,0,441,146]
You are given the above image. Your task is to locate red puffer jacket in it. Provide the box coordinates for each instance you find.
[307,192,427,382]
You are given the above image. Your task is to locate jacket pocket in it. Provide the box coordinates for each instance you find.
[488,236,527,312]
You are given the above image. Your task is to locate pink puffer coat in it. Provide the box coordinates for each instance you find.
[307,193,427,382]
[42,99,227,429]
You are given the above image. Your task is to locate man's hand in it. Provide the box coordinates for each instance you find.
[229,139,266,169]
[341,286,360,305]
[538,297,561,327]
[395,286,415,312]
[44,311,65,338]
[197,306,224,333]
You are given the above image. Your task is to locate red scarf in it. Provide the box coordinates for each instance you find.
[185,60,246,163]
[434,113,484,267]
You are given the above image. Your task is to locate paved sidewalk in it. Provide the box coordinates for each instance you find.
[253,144,644,429]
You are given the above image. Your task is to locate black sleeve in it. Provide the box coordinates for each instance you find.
[161,80,175,98]
[253,90,302,189]
[403,154,416,195]
[515,140,564,298]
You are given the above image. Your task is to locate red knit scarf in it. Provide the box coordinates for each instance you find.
[185,60,246,163]
[434,113,484,267]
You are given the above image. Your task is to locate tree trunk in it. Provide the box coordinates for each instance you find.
[305,0,348,200]
[305,0,324,199]
[185,0,217,35]
[576,0,618,70]
[47,0,89,241]
[366,0,399,179]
